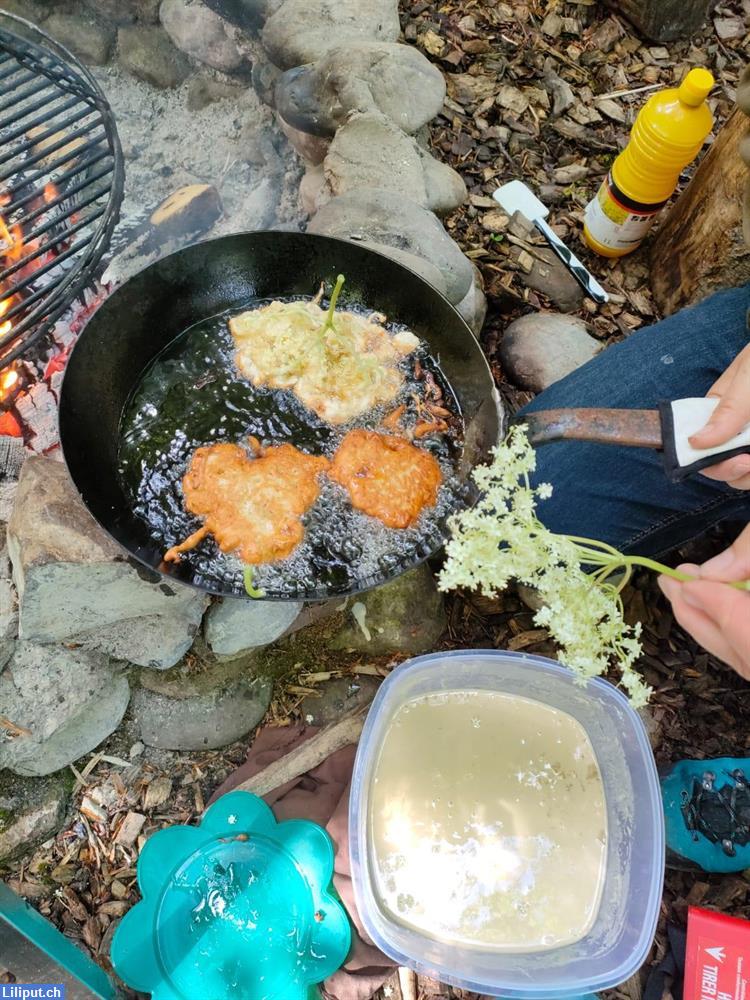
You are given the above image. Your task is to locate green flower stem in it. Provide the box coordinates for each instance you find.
[321,274,345,334]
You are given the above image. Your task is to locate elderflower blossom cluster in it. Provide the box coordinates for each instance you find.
[438,424,651,707]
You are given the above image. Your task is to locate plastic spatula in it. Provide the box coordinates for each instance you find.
[493,180,608,304]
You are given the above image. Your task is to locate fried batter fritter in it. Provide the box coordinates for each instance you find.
[229,299,419,425]
[329,429,442,529]
[164,439,329,565]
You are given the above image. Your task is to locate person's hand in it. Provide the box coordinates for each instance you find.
[658,523,750,680]
[689,342,750,488]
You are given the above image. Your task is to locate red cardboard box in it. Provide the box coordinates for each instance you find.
[685,906,750,1000]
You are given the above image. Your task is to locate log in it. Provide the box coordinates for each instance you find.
[651,109,750,316]
[231,704,370,798]
[606,0,715,42]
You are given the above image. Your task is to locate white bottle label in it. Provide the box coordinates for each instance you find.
[584,175,661,252]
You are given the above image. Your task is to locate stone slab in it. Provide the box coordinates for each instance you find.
[0,642,129,777]
[0,771,70,864]
[7,458,208,668]
[205,598,303,658]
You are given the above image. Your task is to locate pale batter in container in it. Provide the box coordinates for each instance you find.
[369,690,607,952]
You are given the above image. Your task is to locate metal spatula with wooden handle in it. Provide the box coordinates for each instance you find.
[493,180,609,304]
[522,398,750,482]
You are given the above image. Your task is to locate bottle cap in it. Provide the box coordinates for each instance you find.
[678,67,715,107]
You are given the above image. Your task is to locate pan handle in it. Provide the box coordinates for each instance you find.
[522,407,663,449]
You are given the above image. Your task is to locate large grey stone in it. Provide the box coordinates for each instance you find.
[499,313,601,393]
[455,264,487,337]
[322,113,465,216]
[160,0,248,74]
[205,598,303,657]
[331,565,446,655]
[0,771,70,864]
[82,0,161,24]
[45,13,115,65]
[0,642,129,777]
[202,0,285,29]
[308,188,473,304]
[299,675,380,725]
[132,655,273,750]
[275,42,445,137]
[365,242,448,296]
[117,25,194,88]
[262,0,400,70]
[7,458,208,669]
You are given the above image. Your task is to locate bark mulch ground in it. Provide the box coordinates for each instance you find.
[3,3,750,998]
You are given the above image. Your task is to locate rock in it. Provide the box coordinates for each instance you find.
[0,642,129,777]
[455,265,487,336]
[186,74,243,111]
[262,0,400,70]
[202,0,284,29]
[604,0,713,41]
[321,113,464,215]
[205,598,303,657]
[364,242,448,296]
[0,771,70,864]
[117,25,194,88]
[299,164,327,214]
[45,13,115,66]
[299,675,381,726]
[331,565,445,655]
[252,58,282,104]
[84,0,161,27]
[308,188,473,304]
[274,42,445,138]
[82,0,161,23]
[132,653,273,750]
[0,0,49,23]
[507,211,584,313]
[499,313,601,393]
[419,151,467,215]
[278,114,330,165]
[160,0,248,74]
[7,458,208,669]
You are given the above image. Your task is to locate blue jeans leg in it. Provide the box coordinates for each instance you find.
[519,285,750,555]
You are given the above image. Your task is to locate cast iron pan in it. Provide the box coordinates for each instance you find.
[59,231,501,600]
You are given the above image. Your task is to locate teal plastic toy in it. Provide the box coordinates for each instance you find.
[110,790,351,1000]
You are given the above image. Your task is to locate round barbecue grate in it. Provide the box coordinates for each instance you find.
[0,12,123,365]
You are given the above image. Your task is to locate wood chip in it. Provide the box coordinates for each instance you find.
[110,879,129,900]
[517,250,534,274]
[99,900,129,918]
[114,811,146,847]
[79,796,108,825]
[143,776,173,812]
[481,209,510,233]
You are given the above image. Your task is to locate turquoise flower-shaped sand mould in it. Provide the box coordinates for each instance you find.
[110,791,351,1000]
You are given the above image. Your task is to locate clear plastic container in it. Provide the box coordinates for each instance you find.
[349,650,664,998]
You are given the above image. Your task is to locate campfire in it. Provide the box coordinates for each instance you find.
[0,12,122,450]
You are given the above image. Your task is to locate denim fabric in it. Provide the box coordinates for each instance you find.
[519,285,750,555]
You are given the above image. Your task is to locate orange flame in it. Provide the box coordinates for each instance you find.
[0,202,25,343]
[0,369,18,393]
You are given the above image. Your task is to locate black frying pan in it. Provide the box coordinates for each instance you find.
[59,231,501,601]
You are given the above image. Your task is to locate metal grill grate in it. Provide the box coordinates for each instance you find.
[0,12,123,365]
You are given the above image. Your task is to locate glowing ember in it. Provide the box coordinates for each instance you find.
[43,181,59,203]
[1,369,18,393]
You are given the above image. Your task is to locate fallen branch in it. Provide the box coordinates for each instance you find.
[231,704,371,798]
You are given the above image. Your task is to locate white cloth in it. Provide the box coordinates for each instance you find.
[671,397,750,469]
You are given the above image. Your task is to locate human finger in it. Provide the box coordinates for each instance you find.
[690,349,750,448]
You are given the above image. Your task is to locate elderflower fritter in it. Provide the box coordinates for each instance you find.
[439,424,652,707]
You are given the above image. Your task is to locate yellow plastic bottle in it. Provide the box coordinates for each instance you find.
[583,67,715,257]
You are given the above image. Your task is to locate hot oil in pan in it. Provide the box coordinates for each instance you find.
[118,297,465,598]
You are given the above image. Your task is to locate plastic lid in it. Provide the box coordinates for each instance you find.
[678,67,714,107]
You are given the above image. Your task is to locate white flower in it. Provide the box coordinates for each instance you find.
[439,425,651,704]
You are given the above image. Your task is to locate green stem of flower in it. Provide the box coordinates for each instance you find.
[321,273,345,334]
